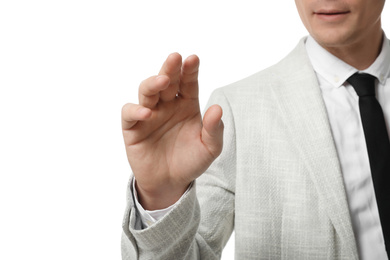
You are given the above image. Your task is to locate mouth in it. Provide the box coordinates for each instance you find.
[313,10,350,21]
[314,10,350,15]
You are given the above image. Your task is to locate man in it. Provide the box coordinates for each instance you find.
[121,0,389,259]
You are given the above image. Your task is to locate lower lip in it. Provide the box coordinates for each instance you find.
[314,12,349,22]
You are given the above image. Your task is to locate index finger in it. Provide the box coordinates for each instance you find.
[139,75,170,108]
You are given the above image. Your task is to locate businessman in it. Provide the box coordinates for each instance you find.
[121,0,389,259]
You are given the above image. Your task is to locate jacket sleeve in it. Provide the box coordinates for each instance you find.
[121,88,236,260]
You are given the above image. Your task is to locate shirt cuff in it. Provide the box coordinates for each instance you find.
[132,177,192,228]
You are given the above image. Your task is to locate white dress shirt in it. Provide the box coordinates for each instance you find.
[134,35,390,259]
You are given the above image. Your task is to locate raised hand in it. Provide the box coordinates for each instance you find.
[122,53,224,210]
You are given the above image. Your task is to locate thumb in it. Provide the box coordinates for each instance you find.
[201,105,224,158]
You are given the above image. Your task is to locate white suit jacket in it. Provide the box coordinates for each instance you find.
[121,38,358,260]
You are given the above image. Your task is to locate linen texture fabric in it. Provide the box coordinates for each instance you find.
[121,38,359,260]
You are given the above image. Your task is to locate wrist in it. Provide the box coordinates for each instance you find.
[135,180,190,210]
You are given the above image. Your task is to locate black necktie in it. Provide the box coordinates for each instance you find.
[347,73,390,255]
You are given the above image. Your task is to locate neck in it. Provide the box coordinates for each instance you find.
[323,29,384,71]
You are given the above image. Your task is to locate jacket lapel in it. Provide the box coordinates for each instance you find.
[271,38,358,259]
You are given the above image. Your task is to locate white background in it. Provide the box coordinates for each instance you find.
[0,1,389,259]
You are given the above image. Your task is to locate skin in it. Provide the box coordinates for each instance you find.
[122,54,223,210]
[295,0,385,70]
[123,0,386,210]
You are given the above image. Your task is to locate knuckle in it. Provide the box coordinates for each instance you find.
[139,76,153,93]
[139,80,147,94]
[121,103,130,113]
[121,103,134,117]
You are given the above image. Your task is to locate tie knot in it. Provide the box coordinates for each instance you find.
[347,73,377,97]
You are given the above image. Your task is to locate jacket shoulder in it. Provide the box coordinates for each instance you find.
[214,37,312,99]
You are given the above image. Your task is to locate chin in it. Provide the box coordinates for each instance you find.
[310,29,356,48]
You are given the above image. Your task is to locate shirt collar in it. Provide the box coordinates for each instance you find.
[363,35,390,84]
[305,34,390,88]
